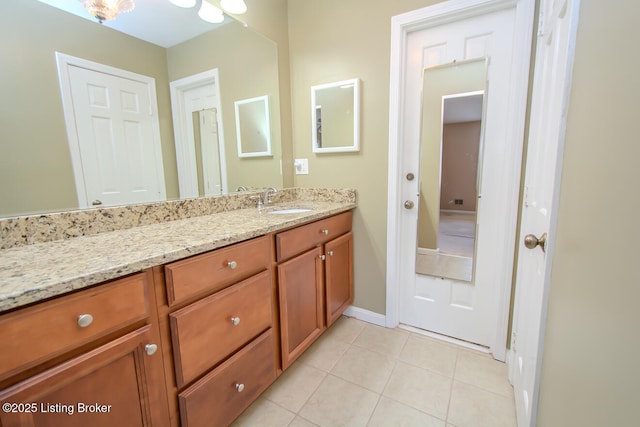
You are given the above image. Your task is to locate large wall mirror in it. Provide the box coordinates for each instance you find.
[311,78,360,153]
[0,1,282,217]
[416,58,487,282]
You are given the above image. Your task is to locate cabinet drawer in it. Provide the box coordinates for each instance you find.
[276,211,352,261]
[165,235,270,306]
[170,270,273,387]
[0,273,149,381]
[179,329,277,427]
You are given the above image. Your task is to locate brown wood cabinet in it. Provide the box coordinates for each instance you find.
[276,211,354,369]
[0,210,353,426]
[0,271,170,427]
[158,235,278,427]
[277,246,325,369]
[325,231,354,327]
[178,329,276,427]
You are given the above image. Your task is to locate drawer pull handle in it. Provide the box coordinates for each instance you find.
[227,260,238,269]
[145,344,158,356]
[235,383,245,393]
[321,229,329,235]
[231,317,241,326]
[77,314,93,328]
[327,250,334,256]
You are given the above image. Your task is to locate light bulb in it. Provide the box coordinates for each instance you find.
[220,0,247,14]
[198,0,224,23]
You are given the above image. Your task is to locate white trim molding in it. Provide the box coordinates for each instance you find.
[170,69,227,198]
[343,306,386,328]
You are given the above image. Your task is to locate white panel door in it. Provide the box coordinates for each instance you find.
[510,0,580,425]
[171,71,227,199]
[66,64,165,207]
[198,108,223,195]
[399,6,521,350]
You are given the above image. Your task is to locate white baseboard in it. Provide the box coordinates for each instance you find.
[343,306,387,327]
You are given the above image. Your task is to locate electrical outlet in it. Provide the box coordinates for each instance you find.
[294,158,309,175]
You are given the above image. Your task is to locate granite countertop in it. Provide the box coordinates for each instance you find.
[0,200,355,313]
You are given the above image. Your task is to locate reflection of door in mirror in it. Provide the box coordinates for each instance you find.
[57,53,166,209]
[171,69,228,199]
[416,59,486,282]
[192,108,223,196]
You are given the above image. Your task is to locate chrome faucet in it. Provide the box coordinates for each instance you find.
[262,187,278,206]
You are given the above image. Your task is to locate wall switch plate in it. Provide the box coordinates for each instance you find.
[294,158,309,175]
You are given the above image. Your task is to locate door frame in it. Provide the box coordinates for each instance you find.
[386,0,535,360]
[56,52,166,208]
[170,69,228,198]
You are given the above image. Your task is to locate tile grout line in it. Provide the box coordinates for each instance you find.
[445,346,460,425]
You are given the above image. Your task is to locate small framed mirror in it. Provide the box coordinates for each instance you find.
[235,95,272,158]
[311,78,360,153]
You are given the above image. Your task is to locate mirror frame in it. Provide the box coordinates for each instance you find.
[234,95,272,158]
[311,78,360,153]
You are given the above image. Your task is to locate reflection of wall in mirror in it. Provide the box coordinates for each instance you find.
[0,1,283,217]
[0,1,174,217]
[440,121,480,212]
[168,22,282,192]
[417,59,486,250]
[315,86,354,149]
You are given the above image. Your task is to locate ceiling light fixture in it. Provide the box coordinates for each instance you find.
[79,0,135,23]
[198,0,224,23]
[168,0,197,7]
[220,0,247,15]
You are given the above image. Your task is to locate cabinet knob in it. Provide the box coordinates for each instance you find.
[321,229,329,235]
[145,344,158,356]
[231,317,241,326]
[227,260,238,269]
[77,314,93,328]
[319,254,326,261]
[327,250,334,256]
[235,383,245,393]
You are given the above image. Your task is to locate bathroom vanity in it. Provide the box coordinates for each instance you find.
[0,188,356,426]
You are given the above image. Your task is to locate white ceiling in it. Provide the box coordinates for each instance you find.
[37,0,229,48]
[443,93,484,124]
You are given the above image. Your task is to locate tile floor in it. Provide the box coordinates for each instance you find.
[232,317,517,427]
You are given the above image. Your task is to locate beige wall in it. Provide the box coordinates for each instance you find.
[0,1,175,216]
[536,1,640,425]
[288,0,441,314]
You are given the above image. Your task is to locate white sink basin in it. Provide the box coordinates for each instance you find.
[266,208,312,214]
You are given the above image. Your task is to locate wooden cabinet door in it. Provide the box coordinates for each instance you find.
[277,247,325,369]
[325,232,354,327]
[0,326,168,427]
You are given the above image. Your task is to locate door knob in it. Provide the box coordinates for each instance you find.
[404,200,414,209]
[524,232,547,252]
